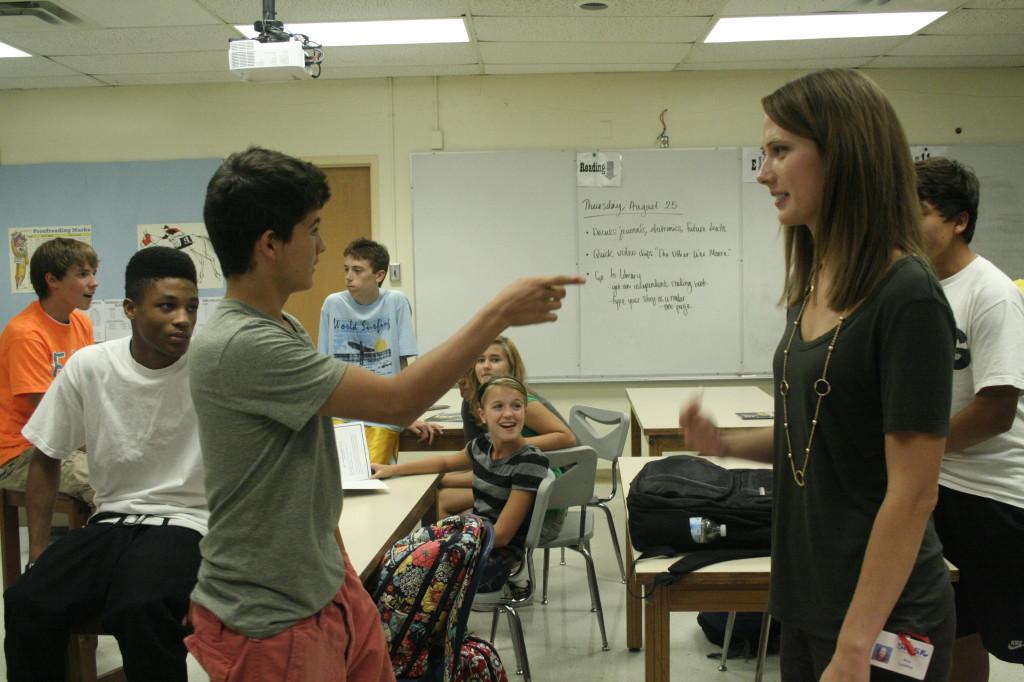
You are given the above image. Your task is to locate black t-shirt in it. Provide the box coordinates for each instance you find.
[768,256,956,636]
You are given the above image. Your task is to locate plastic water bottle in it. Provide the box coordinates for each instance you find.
[689,517,726,544]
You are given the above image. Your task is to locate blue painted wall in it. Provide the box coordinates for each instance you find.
[1,158,224,325]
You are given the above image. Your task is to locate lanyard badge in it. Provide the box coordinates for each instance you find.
[869,630,934,679]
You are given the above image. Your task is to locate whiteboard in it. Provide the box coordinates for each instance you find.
[412,148,783,380]
[411,151,580,379]
[578,149,744,376]
[410,145,1024,381]
[946,146,1024,280]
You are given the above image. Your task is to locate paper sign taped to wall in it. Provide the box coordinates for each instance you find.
[577,152,622,187]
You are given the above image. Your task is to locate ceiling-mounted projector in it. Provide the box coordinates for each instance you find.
[228,38,312,81]
[228,0,323,81]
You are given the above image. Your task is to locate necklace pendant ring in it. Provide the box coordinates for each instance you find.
[813,378,832,397]
[793,470,806,487]
[779,380,790,396]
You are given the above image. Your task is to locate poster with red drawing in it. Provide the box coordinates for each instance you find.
[137,223,223,289]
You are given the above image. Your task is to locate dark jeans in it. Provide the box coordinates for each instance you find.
[4,520,201,682]
[477,546,523,592]
[779,611,955,682]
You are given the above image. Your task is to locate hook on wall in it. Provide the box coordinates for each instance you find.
[656,109,670,148]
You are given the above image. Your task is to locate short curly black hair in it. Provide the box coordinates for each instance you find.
[125,246,197,301]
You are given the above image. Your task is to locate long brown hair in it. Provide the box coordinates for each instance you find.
[464,336,528,420]
[762,69,925,311]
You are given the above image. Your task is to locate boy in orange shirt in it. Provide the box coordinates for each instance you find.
[0,238,96,502]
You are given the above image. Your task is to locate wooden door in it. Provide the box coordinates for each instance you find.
[285,166,371,347]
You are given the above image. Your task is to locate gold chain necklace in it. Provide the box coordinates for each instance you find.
[779,284,845,487]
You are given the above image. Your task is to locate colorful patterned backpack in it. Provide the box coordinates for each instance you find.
[455,635,508,682]
[375,514,503,681]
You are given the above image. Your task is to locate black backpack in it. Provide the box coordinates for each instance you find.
[627,454,773,556]
[697,611,780,658]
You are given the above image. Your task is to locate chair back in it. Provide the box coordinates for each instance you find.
[568,405,628,464]
[523,446,597,549]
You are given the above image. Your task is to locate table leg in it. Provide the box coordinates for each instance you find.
[626,570,643,650]
[630,409,642,457]
[644,583,670,682]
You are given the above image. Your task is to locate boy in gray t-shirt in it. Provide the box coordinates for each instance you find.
[184,146,581,682]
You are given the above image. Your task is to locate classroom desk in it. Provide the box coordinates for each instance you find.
[339,471,441,583]
[621,455,772,682]
[621,455,960,682]
[625,386,774,457]
[399,388,466,452]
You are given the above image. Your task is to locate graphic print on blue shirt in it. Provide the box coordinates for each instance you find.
[329,317,394,374]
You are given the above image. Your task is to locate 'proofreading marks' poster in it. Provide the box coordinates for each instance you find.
[9,226,93,294]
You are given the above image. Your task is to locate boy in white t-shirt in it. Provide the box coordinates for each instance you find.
[318,238,441,463]
[4,246,206,682]
[917,157,1024,681]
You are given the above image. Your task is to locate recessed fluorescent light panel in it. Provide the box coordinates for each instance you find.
[705,11,946,43]
[0,41,31,58]
[234,18,469,47]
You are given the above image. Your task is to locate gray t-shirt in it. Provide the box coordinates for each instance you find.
[189,299,347,638]
[769,256,955,637]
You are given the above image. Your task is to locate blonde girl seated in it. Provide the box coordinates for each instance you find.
[373,376,552,591]
[441,336,575,517]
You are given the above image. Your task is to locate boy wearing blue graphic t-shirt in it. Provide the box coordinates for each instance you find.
[319,239,440,463]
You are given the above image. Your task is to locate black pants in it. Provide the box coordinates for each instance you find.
[779,610,956,682]
[933,485,1024,662]
[4,520,201,682]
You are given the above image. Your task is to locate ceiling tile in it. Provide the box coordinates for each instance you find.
[0,75,104,89]
[679,56,872,70]
[56,0,223,28]
[480,41,690,64]
[196,0,473,24]
[719,0,963,15]
[0,1,1021,89]
[474,16,709,43]
[318,64,483,79]
[886,33,1024,55]
[688,36,905,63]
[0,16,60,31]
[0,56,81,77]
[0,25,242,57]
[51,51,228,75]
[924,8,1024,34]
[868,54,1024,67]
[321,44,478,66]
[962,0,1024,8]
[484,62,678,75]
[471,0,723,17]
[99,71,245,86]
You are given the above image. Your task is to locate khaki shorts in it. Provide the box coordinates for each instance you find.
[0,447,93,505]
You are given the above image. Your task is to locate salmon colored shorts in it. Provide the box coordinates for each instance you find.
[186,552,395,682]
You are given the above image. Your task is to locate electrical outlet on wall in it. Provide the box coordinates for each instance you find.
[389,263,401,282]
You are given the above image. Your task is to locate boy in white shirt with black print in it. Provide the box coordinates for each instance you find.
[917,157,1024,682]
